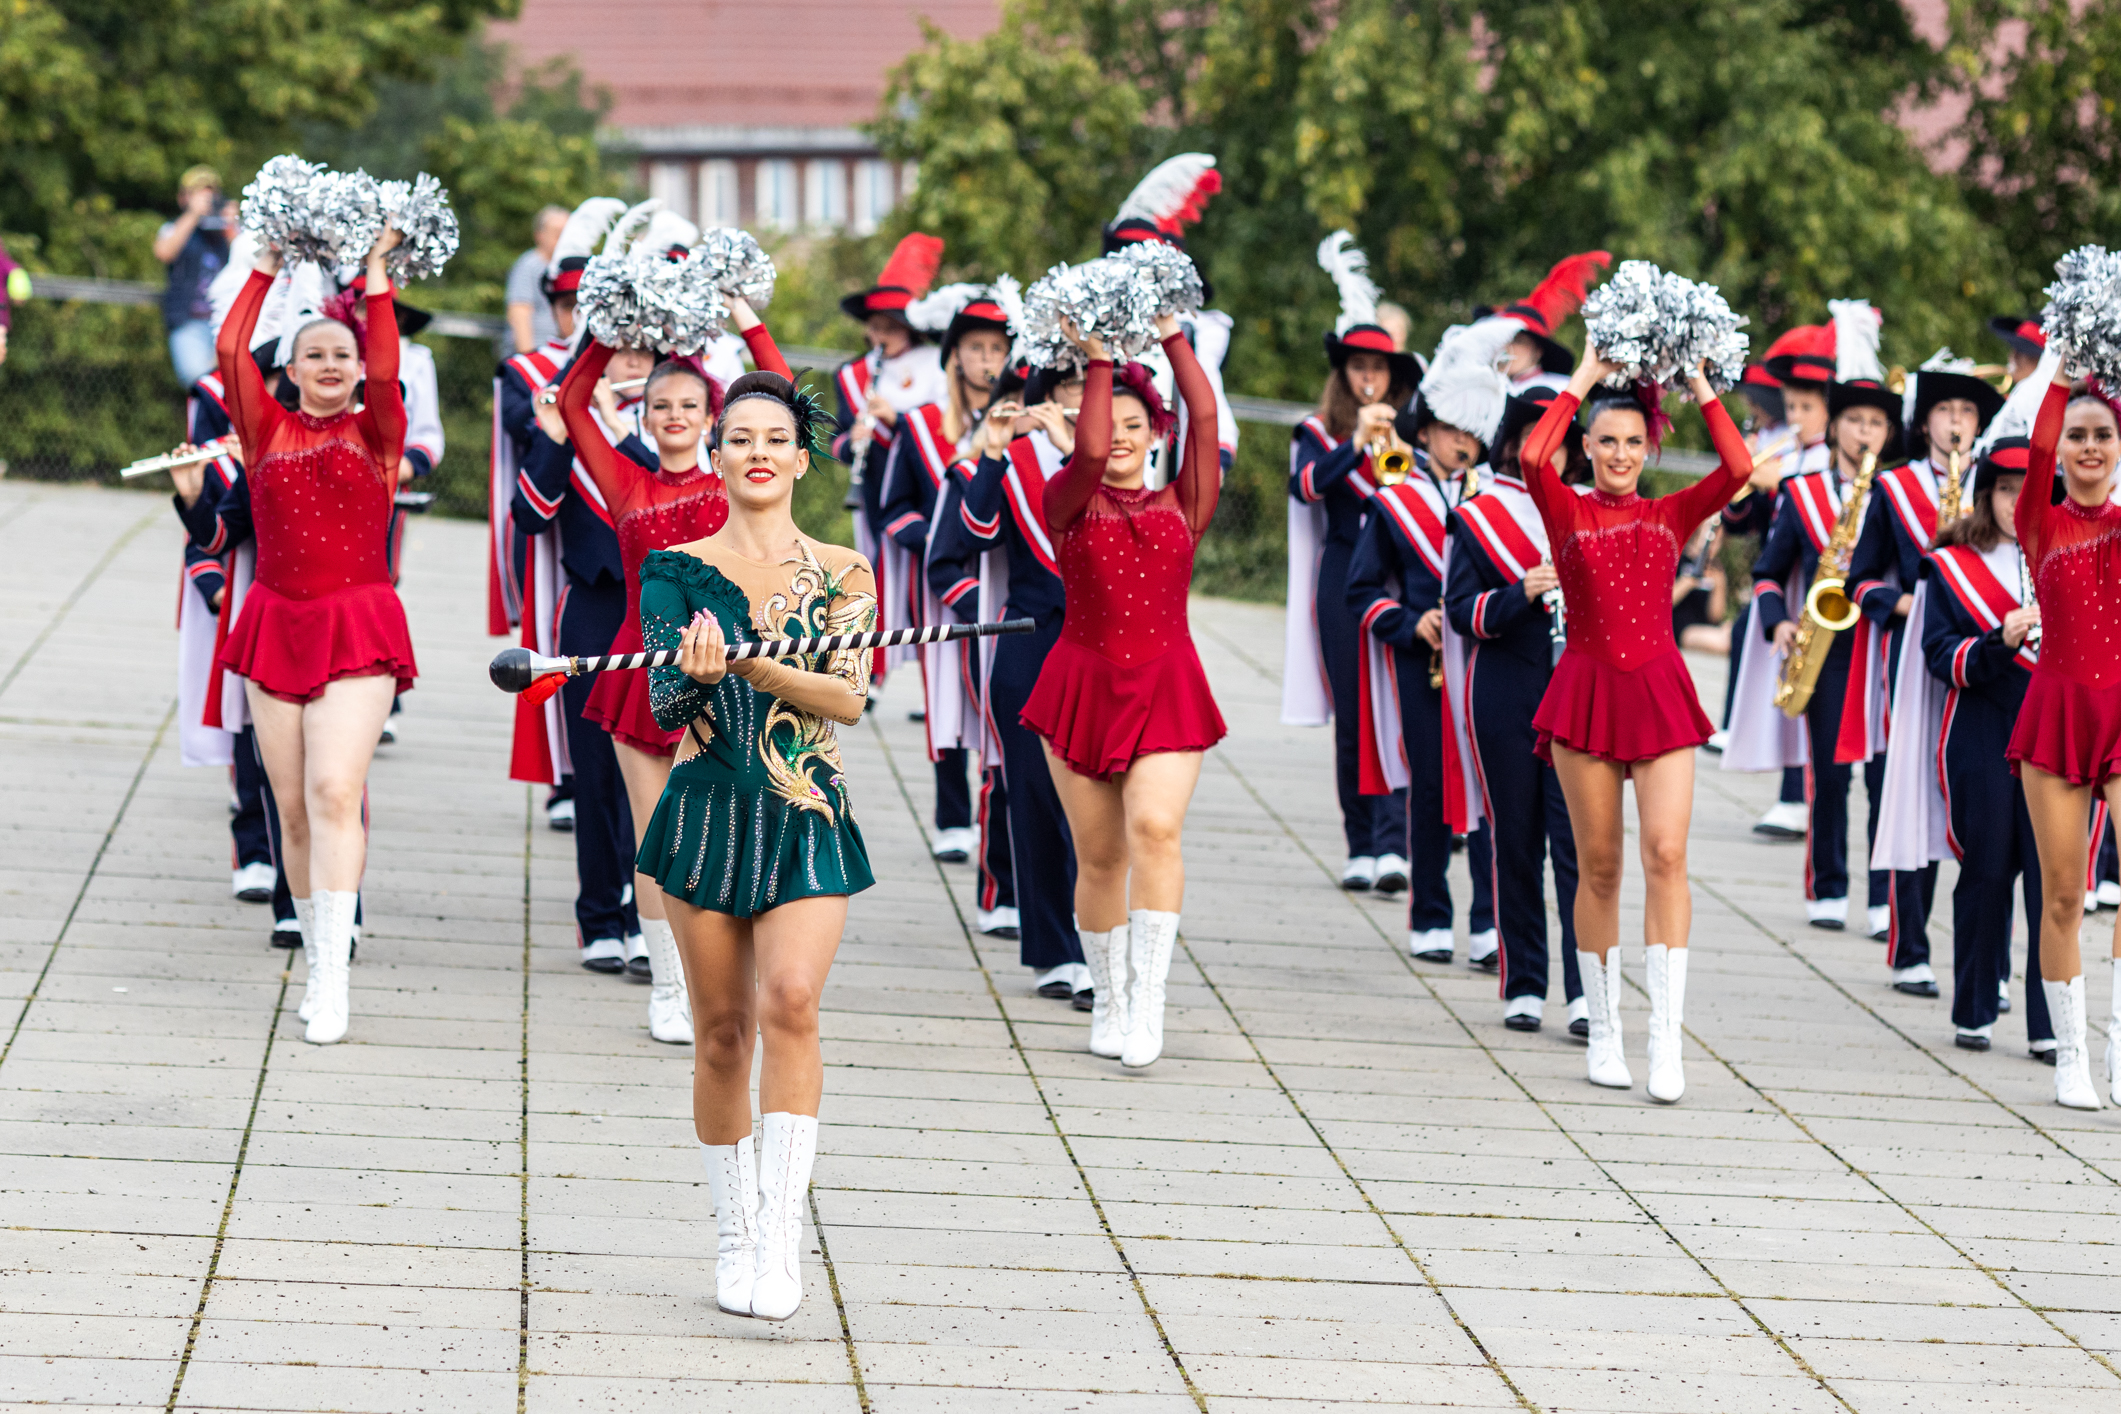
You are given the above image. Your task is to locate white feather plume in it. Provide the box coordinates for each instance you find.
[1830,298,1884,384]
[630,208,701,258]
[1418,316,1519,444]
[1903,347,1980,424]
[904,282,980,334]
[1115,153,1217,225]
[1974,345,2065,458]
[1318,231,1380,336]
[604,200,661,256]
[990,273,1024,335]
[547,197,629,276]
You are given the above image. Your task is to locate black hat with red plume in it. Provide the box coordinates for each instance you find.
[1824,299,1903,426]
[1317,230,1423,390]
[1987,314,2048,364]
[1473,251,1612,375]
[542,197,630,300]
[1102,153,1221,254]
[841,232,946,327]
[1761,323,1836,391]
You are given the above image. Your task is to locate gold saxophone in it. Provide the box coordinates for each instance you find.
[1775,449,1878,717]
[1937,446,1964,526]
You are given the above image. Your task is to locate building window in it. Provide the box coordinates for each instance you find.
[649,162,691,220]
[699,160,739,228]
[900,162,920,197]
[853,159,895,235]
[805,159,847,231]
[756,159,798,231]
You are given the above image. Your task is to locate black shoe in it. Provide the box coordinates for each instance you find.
[270,923,301,950]
[907,709,926,722]
[581,956,626,975]
[1503,1013,1541,1032]
[626,955,652,980]
[1072,988,1094,1013]
[1569,1017,1590,1039]
[1894,980,1941,998]
[1414,948,1453,964]
[1999,994,2012,1014]
[1036,978,1075,999]
[1470,953,1500,974]
[1810,919,1845,932]
[2031,1045,2058,1066]
[1955,1032,1992,1051]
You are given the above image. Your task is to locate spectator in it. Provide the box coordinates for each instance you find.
[0,238,25,367]
[154,166,237,389]
[505,205,571,355]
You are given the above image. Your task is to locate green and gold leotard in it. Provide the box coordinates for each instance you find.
[633,539,877,917]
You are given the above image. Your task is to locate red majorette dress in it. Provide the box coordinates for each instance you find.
[2005,383,2121,786]
[556,326,790,756]
[1521,391,1751,765]
[1020,335,1228,779]
[208,269,417,702]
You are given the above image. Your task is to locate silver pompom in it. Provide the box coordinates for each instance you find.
[376,173,459,284]
[1016,263,1082,372]
[1580,259,1749,393]
[1019,253,1167,363]
[695,227,776,310]
[301,168,385,270]
[2042,246,2121,386]
[240,156,327,261]
[1116,240,1204,319]
[578,250,729,355]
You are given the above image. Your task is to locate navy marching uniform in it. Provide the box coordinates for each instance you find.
[1444,404,1582,1029]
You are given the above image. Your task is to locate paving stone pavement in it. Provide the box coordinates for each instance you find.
[2,478,2118,1412]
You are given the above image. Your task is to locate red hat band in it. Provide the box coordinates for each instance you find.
[2016,321,2047,348]
[866,288,914,313]
[1339,326,1396,354]
[1502,301,1551,337]
[548,269,583,295]
[961,301,1007,323]
[1785,354,1835,384]
[1986,442,2032,472]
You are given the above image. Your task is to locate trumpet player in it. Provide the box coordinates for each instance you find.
[1290,232,1420,895]
[1751,301,1901,936]
[1846,353,2004,992]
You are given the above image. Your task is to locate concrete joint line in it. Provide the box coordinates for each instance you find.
[0,504,160,703]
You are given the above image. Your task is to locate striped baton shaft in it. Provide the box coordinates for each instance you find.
[490,619,1038,694]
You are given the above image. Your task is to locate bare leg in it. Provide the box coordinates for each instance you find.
[614,741,675,923]
[2103,778,2121,967]
[298,676,394,893]
[1117,751,1202,914]
[753,895,849,1116]
[1550,744,1629,960]
[668,897,755,1145]
[1044,743,1130,931]
[2023,765,2093,982]
[1630,748,1697,951]
[247,686,313,894]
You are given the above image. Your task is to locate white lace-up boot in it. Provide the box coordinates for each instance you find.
[1645,945,1687,1104]
[2043,976,2103,1111]
[642,918,694,1044]
[1122,910,1180,1069]
[1578,949,1632,1089]
[751,1112,818,1321]
[700,1136,759,1316]
[293,895,319,1022]
[1081,924,1130,1059]
[2108,958,2121,1106]
[305,890,356,1045]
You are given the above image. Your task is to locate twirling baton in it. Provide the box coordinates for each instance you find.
[490,619,1036,704]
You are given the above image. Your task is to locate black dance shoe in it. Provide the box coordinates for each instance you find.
[1894,979,1941,998]
[1954,1031,1991,1051]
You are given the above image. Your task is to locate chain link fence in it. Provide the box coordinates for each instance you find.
[0,280,1725,605]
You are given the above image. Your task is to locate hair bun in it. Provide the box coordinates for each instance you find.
[725,370,797,404]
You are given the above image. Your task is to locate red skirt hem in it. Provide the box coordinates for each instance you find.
[1532,647,1712,766]
[2006,671,2121,788]
[1020,635,1226,782]
[582,620,680,758]
[215,581,416,704]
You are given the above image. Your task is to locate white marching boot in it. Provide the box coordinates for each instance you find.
[642,918,694,1045]
[304,890,356,1045]
[1578,950,1633,1089]
[700,1136,760,1316]
[1081,924,1130,1059]
[1645,946,1687,1104]
[751,1112,818,1321]
[293,896,319,1022]
[2043,976,2103,1111]
[1121,910,1179,1069]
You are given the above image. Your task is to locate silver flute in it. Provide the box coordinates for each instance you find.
[2019,544,2042,651]
[1543,586,1566,666]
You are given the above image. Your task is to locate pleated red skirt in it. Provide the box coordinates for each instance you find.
[1533,646,1712,767]
[1021,635,1226,781]
[582,619,681,757]
[217,581,417,703]
[2007,670,2121,787]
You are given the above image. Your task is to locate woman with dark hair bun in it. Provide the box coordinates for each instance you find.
[541,295,791,1047]
[1518,352,1752,1104]
[1023,314,1225,1071]
[632,367,876,1322]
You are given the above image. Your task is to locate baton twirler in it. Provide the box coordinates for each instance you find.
[491,619,1036,703]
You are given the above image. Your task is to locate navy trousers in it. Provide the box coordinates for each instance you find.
[990,615,1081,970]
[1320,540,1409,857]
[229,724,273,868]
[1467,664,1581,1003]
[934,747,973,830]
[561,578,639,946]
[1945,732,2051,1041]
[1801,645,1893,912]
[1394,654,1494,935]
[977,765,1016,913]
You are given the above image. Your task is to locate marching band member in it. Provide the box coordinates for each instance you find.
[1346,319,1513,968]
[1444,386,1588,1032]
[1475,252,1612,394]
[1987,312,2048,387]
[551,281,792,1046]
[1025,317,1225,1069]
[1522,346,1753,1102]
[637,371,876,1323]
[1848,351,2004,993]
[1290,233,1415,894]
[1751,303,1899,937]
[2004,349,2121,1109]
[175,225,418,1046]
[945,366,1093,1015]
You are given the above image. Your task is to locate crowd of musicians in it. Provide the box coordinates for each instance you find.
[155,148,2120,1177]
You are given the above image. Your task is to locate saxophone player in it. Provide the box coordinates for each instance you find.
[1753,301,1902,937]
[1845,351,2004,991]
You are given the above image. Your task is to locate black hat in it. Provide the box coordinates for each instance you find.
[1762,325,1835,390]
[1987,315,2047,364]
[1737,363,1785,426]
[1494,386,1560,464]
[1324,323,1424,392]
[1973,435,2032,495]
[1903,358,2005,460]
[1470,251,1611,377]
[840,232,945,324]
[938,291,1013,367]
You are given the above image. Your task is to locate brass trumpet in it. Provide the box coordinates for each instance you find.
[1368,437,1412,485]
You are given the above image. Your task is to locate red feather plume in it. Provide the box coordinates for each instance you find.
[1517,251,1611,336]
[876,232,944,296]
